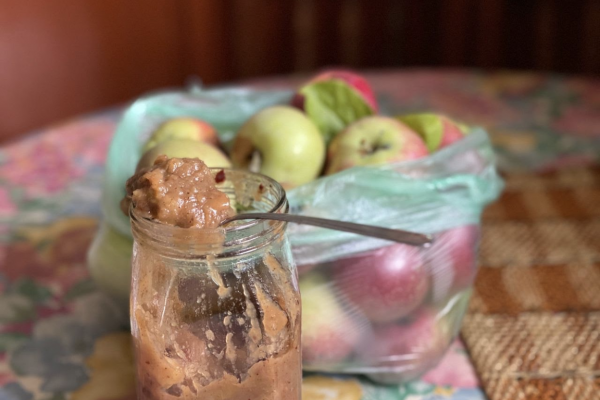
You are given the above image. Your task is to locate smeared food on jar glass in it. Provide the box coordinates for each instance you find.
[125,156,301,399]
[121,155,234,228]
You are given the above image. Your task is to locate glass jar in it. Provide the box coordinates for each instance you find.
[129,169,301,400]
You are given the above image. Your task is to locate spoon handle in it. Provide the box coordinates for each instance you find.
[221,213,432,247]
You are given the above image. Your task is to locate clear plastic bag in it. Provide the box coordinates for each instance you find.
[91,86,503,383]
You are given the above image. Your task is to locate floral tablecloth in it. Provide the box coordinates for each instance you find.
[1,70,599,400]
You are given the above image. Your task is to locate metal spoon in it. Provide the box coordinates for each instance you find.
[220,213,432,247]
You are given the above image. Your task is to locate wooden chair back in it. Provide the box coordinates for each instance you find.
[1,0,598,142]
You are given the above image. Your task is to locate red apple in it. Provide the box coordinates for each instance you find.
[362,311,446,360]
[300,272,365,366]
[297,262,319,276]
[292,69,378,112]
[325,116,429,175]
[332,244,429,323]
[358,310,449,384]
[397,113,469,152]
[439,117,468,147]
[427,225,479,301]
[297,260,335,276]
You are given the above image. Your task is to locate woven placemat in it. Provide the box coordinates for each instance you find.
[461,166,600,400]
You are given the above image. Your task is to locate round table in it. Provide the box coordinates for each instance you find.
[1,70,599,400]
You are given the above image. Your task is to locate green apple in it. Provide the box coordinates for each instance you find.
[326,116,429,175]
[87,223,133,308]
[231,106,325,189]
[136,139,231,172]
[397,113,469,152]
[143,117,219,152]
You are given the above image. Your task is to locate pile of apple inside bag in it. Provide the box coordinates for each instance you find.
[89,70,503,384]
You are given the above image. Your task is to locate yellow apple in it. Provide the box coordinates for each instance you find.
[136,139,231,172]
[143,117,219,152]
[326,116,428,175]
[231,106,325,189]
[87,223,133,307]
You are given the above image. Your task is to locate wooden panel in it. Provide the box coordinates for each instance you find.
[357,0,397,67]
[1,0,598,143]
[291,0,318,72]
[398,0,443,66]
[440,0,473,66]
[338,0,361,66]
[533,0,558,71]
[180,0,234,84]
[229,0,295,79]
[581,0,600,75]
[474,0,504,68]
[314,0,345,67]
[552,0,586,74]
[0,0,184,143]
[501,0,537,70]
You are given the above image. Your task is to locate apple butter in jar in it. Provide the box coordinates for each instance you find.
[124,156,301,400]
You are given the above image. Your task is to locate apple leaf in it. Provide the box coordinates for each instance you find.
[398,114,444,153]
[301,80,375,143]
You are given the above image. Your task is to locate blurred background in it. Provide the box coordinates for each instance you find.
[1,0,599,143]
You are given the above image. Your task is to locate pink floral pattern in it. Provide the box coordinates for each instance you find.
[1,218,97,295]
[0,187,17,216]
[1,70,600,400]
[0,117,115,196]
[552,106,600,138]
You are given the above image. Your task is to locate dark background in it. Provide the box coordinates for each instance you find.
[1,0,598,143]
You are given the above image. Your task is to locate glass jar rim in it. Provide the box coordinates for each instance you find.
[128,168,289,257]
[129,168,287,231]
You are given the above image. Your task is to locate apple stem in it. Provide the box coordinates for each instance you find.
[359,132,390,155]
[373,131,390,152]
[249,150,262,173]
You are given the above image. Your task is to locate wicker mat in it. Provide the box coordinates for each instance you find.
[461,166,600,400]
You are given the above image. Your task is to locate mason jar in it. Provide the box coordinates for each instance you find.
[129,169,301,400]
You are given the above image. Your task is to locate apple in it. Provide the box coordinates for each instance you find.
[437,289,473,340]
[302,376,363,400]
[359,310,450,384]
[143,117,219,151]
[292,69,378,113]
[136,139,232,172]
[300,272,364,366]
[427,225,479,301]
[297,260,333,276]
[332,244,429,323]
[291,70,378,144]
[397,113,469,152]
[87,222,134,308]
[325,116,429,175]
[297,263,319,276]
[231,106,325,189]
[361,311,446,361]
